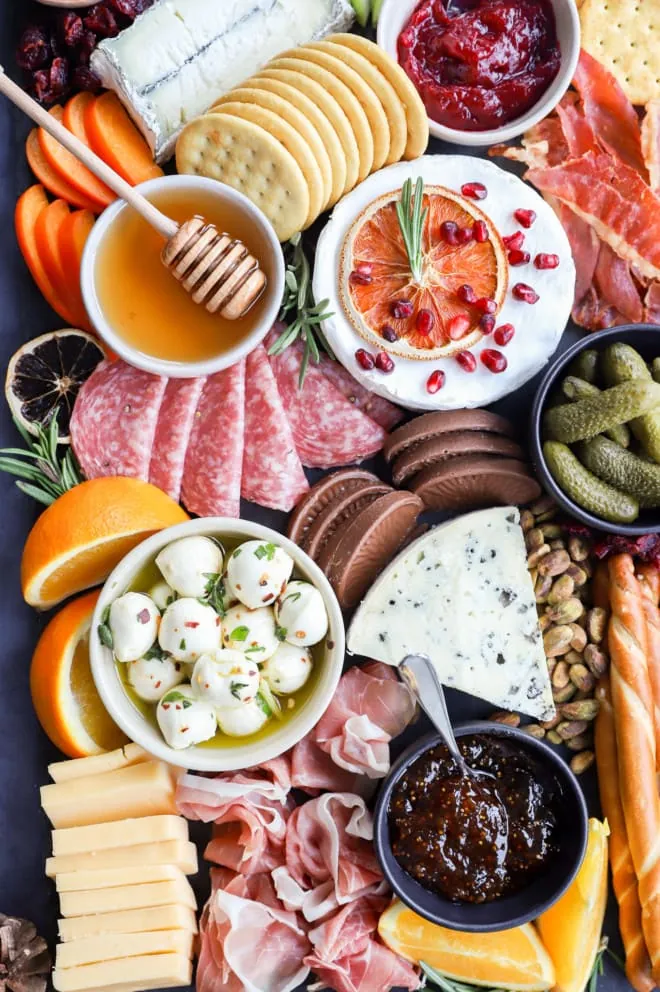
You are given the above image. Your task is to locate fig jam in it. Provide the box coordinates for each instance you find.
[388,734,561,903]
[398,0,561,132]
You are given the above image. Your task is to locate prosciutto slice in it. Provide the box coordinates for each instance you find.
[642,101,660,195]
[645,282,660,325]
[594,243,644,323]
[489,116,569,170]
[572,285,629,331]
[555,92,598,158]
[148,376,205,501]
[551,202,600,307]
[314,351,404,432]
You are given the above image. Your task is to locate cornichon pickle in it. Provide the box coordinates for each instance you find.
[566,349,599,384]
[601,343,660,461]
[561,376,630,447]
[577,436,660,507]
[652,357,660,384]
[543,381,660,444]
[543,442,639,523]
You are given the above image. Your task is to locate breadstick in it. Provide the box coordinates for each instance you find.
[595,677,655,992]
[636,564,660,770]
[607,554,660,984]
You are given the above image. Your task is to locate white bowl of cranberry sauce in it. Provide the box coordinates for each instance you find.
[377,0,580,147]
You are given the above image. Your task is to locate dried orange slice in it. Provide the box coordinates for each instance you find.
[340,184,508,359]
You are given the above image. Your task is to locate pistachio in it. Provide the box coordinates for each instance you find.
[568,623,588,653]
[535,574,554,603]
[568,535,590,562]
[566,733,593,752]
[546,658,557,677]
[570,751,595,775]
[522,723,546,739]
[540,713,561,730]
[530,495,557,516]
[528,544,551,569]
[586,607,608,644]
[566,563,588,587]
[540,523,563,540]
[547,574,575,604]
[556,719,589,740]
[489,711,521,728]
[520,509,535,533]
[526,527,546,551]
[552,683,577,703]
[584,644,608,678]
[546,729,563,745]
[551,660,570,689]
[561,698,600,721]
[550,539,566,551]
[544,625,574,657]
[537,549,572,577]
[564,649,584,667]
[573,689,591,701]
[569,663,596,693]
[539,614,553,633]
[547,597,584,625]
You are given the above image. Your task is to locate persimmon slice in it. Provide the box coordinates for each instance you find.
[26,129,101,213]
[38,106,115,208]
[340,185,508,359]
[86,92,163,186]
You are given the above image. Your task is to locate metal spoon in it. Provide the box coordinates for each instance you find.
[398,654,471,776]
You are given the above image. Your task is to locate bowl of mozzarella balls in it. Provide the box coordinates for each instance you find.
[89,518,345,771]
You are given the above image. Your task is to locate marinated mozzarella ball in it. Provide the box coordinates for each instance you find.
[157,684,217,750]
[108,593,160,663]
[155,536,223,598]
[127,655,185,702]
[221,604,279,660]
[261,643,313,695]
[216,698,270,737]
[191,649,260,708]
[225,541,294,609]
[158,598,220,662]
[148,580,175,611]
[275,581,328,646]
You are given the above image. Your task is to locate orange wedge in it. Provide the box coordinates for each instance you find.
[537,819,610,992]
[378,900,555,991]
[30,589,129,757]
[21,477,189,610]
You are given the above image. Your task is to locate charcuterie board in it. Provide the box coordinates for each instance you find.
[0,1,656,991]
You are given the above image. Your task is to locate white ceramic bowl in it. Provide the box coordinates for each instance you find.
[89,518,345,772]
[377,0,580,147]
[81,175,285,378]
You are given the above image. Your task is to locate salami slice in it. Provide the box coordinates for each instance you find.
[149,377,206,502]
[242,346,310,512]
[181,360,246,518]
[315,350,404,431]
[70,359,167,482]
[267,340,386,469]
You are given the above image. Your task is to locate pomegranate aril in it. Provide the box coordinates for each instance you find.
[457,284,476,304]
[416,309,435,335]
[355,349,375,370]
[513,283,540,304]
[392,299,414,319]
[440,221,460,245]
[427,370,446,394]
[503,231,525,251]
[493,323,515,346]
[461,182,488,200]
[514,208,536,228]
[481,348,508,373]
[535,253,560,270]
[473,220,489,243]
[449,314,471,340]
[350,270,373,285]
[480,314,495,334]
[375,352,395,374]
[456,351,477,372]
[508,249,531,266]
[475,297,497,314]
[381,324,398,343]
[456,226,473,244]
[355,261,373,276]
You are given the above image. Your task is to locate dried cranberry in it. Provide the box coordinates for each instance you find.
[513,283,540,304]
[440,221,460,245]
[49,56,70,95]
[355,349,375,371]
[416,309,435,335]
[457,284,476,304]
[480,348,508,373]
[77,31,98,65]
[508,249,531,266]
[32,70,52,104]
[473,220,489,243]
[461,182,487,200]
[514,209,537,229]
[480,314,495,334]
[392,300,414,319]
[493,323,515,346]
[456,350,477,372]
[350,270,372,286]
[475,297,497,314]
[535,253,560,270]
[456,226,473,244]
[503,231,525,251]
[426,370,446,394]
[381,325,398,343]
[84,4,119,38]
[61,13,84,48]
[449,314,471,340]
[16,26,51,71]
[72,65,102,92]
[375,352,395,374]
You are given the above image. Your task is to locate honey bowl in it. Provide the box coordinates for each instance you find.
[81,175,285,378]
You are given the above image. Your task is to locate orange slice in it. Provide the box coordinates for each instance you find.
[378,900,555,991]
[537,819,610,992]
[340,185,508,359]
[30,589,129,757]
[21,477,189,610]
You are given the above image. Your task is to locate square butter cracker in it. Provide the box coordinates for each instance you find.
[580,0,660,104]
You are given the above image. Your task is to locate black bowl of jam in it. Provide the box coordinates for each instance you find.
[374,722,588,931]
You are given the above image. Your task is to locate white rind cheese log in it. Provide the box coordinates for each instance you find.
[91,0,355,162]
[347,506,555,721]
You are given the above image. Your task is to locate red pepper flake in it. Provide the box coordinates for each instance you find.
[184,621,200,628]
[137,608,150,624]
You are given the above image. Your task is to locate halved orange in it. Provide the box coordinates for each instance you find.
[30,590,129,757]
[340,185,508,359]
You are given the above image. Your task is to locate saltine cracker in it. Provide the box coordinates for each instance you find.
[580,0,660,104]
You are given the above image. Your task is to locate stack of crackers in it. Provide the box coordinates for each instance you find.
[579,0,660,105]
[176,34,429,241]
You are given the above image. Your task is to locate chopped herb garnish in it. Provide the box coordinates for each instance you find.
[245,645,265,654]
[162,690,192,708]
[230,625,249,642]
[257,691,273,718]
[275,624,287,642]
[258,682,282,720]
[230,681,249,700]
[282,590,301,605]
[98,606,113,649]
[254,543,277,561]
[203,572,228,616]
[144,642,167,661]
[232,548,242,558]
[179,638,187,651]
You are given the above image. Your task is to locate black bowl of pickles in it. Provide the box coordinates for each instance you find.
[531,326,660,535]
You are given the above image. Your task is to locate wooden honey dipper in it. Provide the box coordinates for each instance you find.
[0,68,267,320]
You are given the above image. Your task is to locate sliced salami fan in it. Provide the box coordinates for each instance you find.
[314,349,404,431]
[268,341,386,469]
[149,377,206,502]
[242,346,309,512]
[70,359,167,482]
[181,360,246,518]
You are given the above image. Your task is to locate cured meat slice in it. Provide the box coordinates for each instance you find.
[645,282,660,325]
[555,92,598,158]
[148,376,205,501]
[594,243,644,324]
[642,101,660,195]
[552,202,600,307]
[242,346,309,512]
[181,360,246,518]
[572,285,629,331]
[267,340,386,469]
[314,351,403,432]
[70,359,167,482]
[490,117,569,170]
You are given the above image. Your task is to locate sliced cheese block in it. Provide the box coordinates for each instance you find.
[52,815,188,857]
[49,744,150,783]
[55,929,194,969]
[347,507,555,721]
[46,839,197,878]
[41,761,177,828]
[56,864,184,893]
[59,876,196,917]
[58,905,198,942]
[52,951,192,992]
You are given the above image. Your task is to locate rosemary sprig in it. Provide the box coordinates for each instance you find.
[0,414,83,506]
[269,233,335,387]
[396,176,427,284]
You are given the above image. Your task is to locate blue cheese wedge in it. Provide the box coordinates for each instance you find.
[347,507,554,721]
[91,0,355,162]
